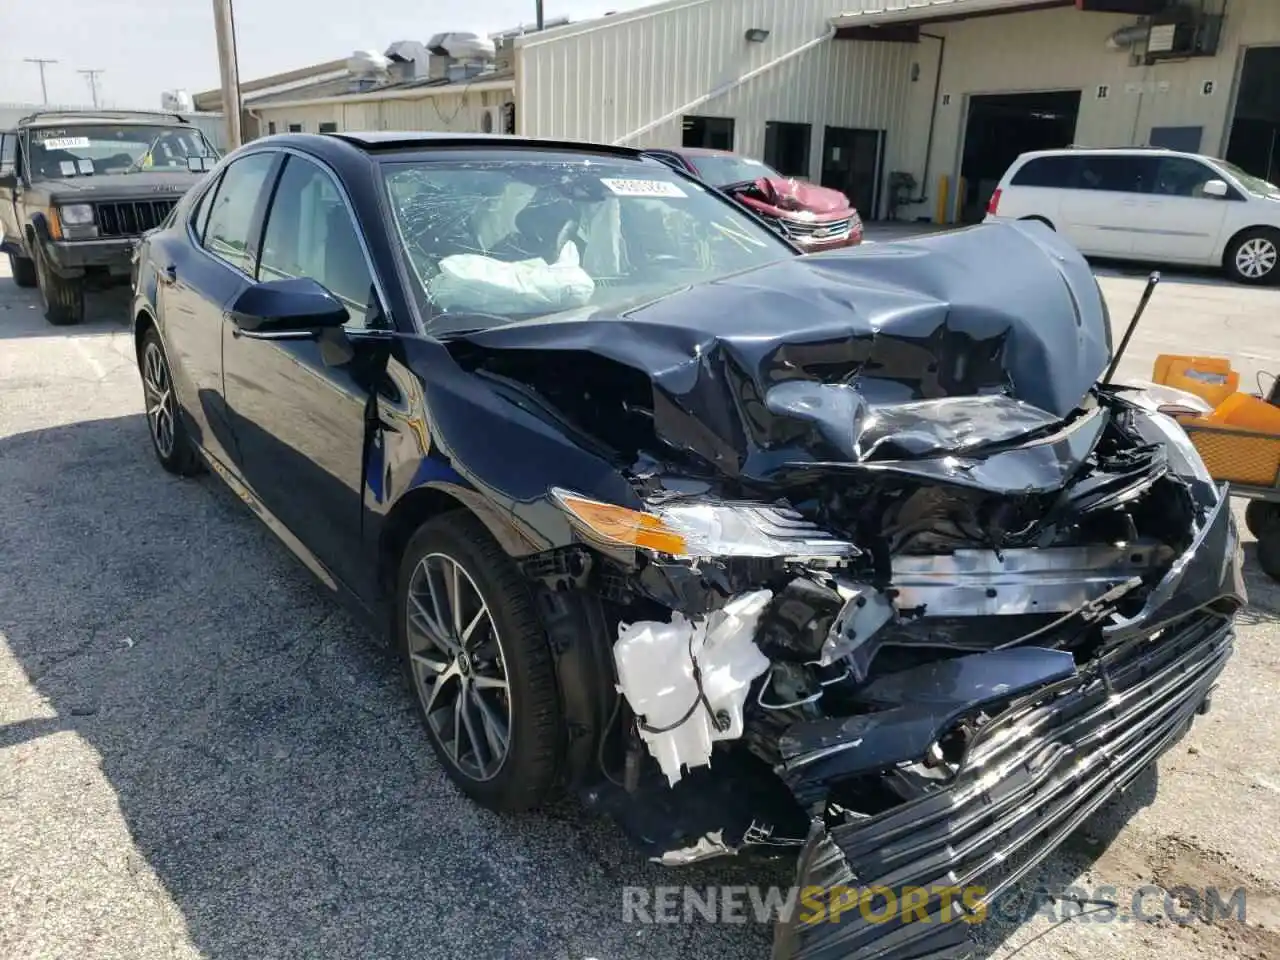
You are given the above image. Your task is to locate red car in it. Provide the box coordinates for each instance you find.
[642,147,863,252]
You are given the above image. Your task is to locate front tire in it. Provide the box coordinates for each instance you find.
[34,245,85,324]
[397,512,562,813]
[1225,228,1280,285]
[139,328,202,476]
[8,251,37,288]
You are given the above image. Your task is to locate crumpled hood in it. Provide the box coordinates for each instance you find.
[454,221,1111,483]
[729,176,854,218]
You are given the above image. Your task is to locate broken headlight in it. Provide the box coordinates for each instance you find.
[550,488,860,560]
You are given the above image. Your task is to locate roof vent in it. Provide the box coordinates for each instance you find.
[384,40,430,81]
[426,32,496,60]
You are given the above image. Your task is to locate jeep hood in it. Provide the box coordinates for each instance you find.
[447,221,1110,485]
[36,171,205,198]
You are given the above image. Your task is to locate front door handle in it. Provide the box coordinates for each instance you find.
[159,263,177,284]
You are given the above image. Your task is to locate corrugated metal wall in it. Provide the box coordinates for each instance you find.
[898,0,1280,220]
[253,87,514,136]
[515,0,911,194]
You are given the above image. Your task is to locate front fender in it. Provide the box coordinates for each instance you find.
[378,335,639,558]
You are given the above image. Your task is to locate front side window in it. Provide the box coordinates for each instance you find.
[258,155,374,327]
[202,152,277,274]
[23,123,218,179]
[1151,157,1220,197]
[381,157,794,335]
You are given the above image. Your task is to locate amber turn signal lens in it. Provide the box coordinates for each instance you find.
[555,493,688,556]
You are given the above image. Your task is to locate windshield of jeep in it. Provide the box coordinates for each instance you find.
[24,124,217,179]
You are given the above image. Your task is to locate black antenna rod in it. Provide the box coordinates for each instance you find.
[1102,270,1160,385]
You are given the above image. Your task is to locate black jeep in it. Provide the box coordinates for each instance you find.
[1,110,218,324]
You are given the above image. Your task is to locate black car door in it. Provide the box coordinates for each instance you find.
[220,151,385,601]
[159,150,279,468]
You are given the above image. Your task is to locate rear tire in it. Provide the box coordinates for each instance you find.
[8,251,36,288]
[397,511,563,813]
[139,327,202,476]
[1225,228,1280,285]
[34,245,85,324]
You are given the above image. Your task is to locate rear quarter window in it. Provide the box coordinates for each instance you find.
[1010,155,1081,188]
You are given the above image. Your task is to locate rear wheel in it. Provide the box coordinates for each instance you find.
[397,512,562,813]
[34,245,85,324]
[1256,528,1280,582]
[139,328,202,476]
[1225,228,1280,285]
[7,251,36,288]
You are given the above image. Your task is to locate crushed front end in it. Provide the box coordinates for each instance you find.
[444,223,1245,960]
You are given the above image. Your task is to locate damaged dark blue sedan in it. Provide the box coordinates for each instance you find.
[130,131,1245,960]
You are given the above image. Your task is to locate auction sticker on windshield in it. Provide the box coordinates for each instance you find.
[601,178,688,198]
[38,137,91,150]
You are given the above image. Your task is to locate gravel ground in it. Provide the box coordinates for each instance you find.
[1,247,1279,960]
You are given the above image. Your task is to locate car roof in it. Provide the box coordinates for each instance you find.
[1013,146,1211,162]
[19,110,191,128]
[326,130,647,162]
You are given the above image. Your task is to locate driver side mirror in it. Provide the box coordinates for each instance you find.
[228,277,349,339]
[1202,179,1230,198]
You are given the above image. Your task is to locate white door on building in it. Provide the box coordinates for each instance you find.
[1130,156,1231,264]
[1057,155,1149,257]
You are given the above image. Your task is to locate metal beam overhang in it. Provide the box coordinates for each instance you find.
[832,0,1072,33]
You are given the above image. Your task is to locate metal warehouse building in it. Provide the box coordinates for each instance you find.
[211,0,1280,225]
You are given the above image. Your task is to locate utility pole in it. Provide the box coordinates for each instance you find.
[79,69,104,108]
[535,0,544,31]
[211,0,243,149]
[24,57,58,104]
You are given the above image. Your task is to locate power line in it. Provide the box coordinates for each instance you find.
[23,57,58,104]
[79,69,105,108]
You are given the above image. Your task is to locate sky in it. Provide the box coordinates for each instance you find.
[0,0,653,110]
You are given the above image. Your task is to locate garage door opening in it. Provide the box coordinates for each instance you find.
[1226,46,1280,184]
[958,90,1081,222]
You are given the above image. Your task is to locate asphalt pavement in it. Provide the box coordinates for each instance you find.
[1,249,1279,960]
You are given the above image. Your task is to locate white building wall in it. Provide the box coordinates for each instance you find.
[894,0,1280,221]
[514,0,913,202]
[253,86,513,136]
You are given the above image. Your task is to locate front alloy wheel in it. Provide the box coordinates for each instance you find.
[407,552,513,782]
[397,513,562,812]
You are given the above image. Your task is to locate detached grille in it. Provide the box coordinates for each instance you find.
[94,199,177,238]
[777,612,1233,960]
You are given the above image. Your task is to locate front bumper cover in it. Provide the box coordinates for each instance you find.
[772,488,1244,960]
[43,238,135,278]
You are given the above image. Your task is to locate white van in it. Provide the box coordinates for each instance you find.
[984,147,1280,285]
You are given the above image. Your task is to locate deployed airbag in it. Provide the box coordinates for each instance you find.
[428,242,595,314]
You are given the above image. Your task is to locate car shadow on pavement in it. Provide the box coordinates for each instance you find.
[0,278,131,339]
[0,413,1168,960]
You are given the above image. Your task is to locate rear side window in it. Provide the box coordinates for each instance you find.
[201,152,277,273]
[1076,155,1152,194]
[1011,155,1081,188]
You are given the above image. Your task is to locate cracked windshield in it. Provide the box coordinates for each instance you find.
[382,158,793,333]
[26,124,218,179]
